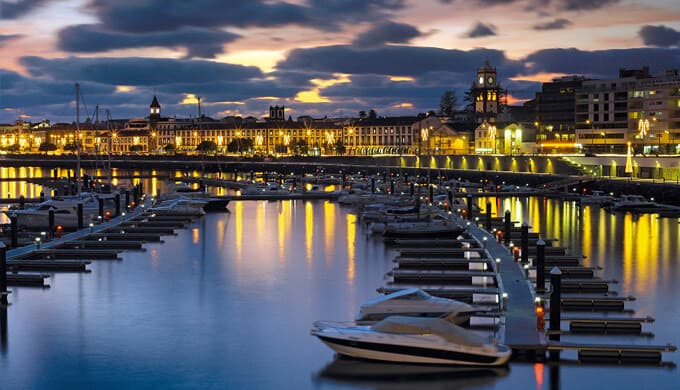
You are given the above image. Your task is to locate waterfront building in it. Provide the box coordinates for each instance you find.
[472,61,500,125]
[535,76,587,154]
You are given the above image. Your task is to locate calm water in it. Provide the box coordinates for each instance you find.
[0,168,679,389]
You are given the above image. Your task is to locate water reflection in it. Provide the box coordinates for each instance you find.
[315,356,509,389]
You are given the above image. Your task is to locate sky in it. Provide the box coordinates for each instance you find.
[1,0,680,124]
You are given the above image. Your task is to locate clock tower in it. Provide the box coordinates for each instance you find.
[474,61,499,124]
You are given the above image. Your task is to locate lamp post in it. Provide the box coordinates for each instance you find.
[586,119,593,153]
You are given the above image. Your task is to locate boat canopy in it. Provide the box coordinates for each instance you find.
[371,316,491,347]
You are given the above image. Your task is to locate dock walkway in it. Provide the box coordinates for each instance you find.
[465,222,545,352]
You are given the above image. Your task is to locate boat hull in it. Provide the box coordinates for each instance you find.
[316,335,510,366]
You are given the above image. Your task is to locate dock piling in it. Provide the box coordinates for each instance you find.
[485,201,492,231]
[77,203,84,229]
[536,240,546,292]
[0,243,8,305]
[466,193,473,220]
[428,185,433,204]
[19,195,24,210]
[40,191,44,203]
[125,190,130,208]
[98,198,104,219]
[10,215,17,248]
[115,194,121,216]
[549,267,562,340]
[504,210,511,245]
[521,223,529,264]
[48,209,55,237]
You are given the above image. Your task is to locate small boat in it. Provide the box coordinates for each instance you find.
[610,194,656,211]
[311,315,510,366]
[356,288,485,324]
[382,217,466,238]
[150,197,206,216]
[4,194,103,229]
[579,190,614,206]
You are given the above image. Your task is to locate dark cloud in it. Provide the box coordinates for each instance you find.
[0,33,22,45]
[277,45,523,77]
[523,47,680,78]
[442,0,619,11]
[352,22,422,48]
[559,0,619,11]
[533,18,572,30]
[639,25,680,48]
[0,0,49,19]
[58,24,240,58]
[19,56,262,86]
[464,22,497,38]
[85,0,405,34]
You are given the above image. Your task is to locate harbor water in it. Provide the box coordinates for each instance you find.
[0,168,679,389]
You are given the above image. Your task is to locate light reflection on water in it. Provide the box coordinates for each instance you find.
[0,169,678,388]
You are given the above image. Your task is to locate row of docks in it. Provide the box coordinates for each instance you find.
[373,208,676,365]
[0,197,203,298]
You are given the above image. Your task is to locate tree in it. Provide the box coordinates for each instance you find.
[439,90,457,117]
[358,110,367,119]
[227,138,253,154]
[463,82,476,113]
[333,139,346,156]
[368,109,377,119]
[196,140,218,154]
[274,144,288,154]
[290,139,308,156]
[39,142,57,153]
[63,142,78,152]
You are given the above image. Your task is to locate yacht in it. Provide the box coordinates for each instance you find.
[611,194,656,211]
[149,197,207,216]
[4,194,102,229]
[579,190,614,206]
[311,315,511,366]
[356,288,485,324]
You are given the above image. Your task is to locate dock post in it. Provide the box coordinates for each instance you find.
[115,194,121,216]
[536,240,546,292]
[98,198,104,220]
[0,243,8,305]
[10,215,17,248]
[371,178,375,193]
[521,222,529,264]
[132,186,139,204]
[250,171,254,182]
[48,209,55,238]
[40,191,45,203]
[428,185,434,204]
[410,182,414,197]
[549,267,562,347]
[404,173,408,184]
[19,195,25,210]
[485,201,492,231]
[466,193,473,220]
[504,210,511,245]
[390,180,394,195]
[125,190,130,208]
[77,203,84,229]
[447,190,453,207]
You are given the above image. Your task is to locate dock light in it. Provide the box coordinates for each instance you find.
[535,298,545,330]
[513,246,520,261]
[502,292,509,310]
[56,225,63,238]
[35,237,41,248]
[121,212,126,221]
[89,222,94,233]
[496,258,501,264]
[105,210,111,221]
[130,201,136,209]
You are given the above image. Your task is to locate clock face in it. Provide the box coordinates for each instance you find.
[478,76,484,85]
[487,76,494,84]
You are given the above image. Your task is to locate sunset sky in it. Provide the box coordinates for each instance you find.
[1,0,680,123]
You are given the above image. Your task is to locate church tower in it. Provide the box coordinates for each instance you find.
[473,61,499,124]
[149,95,161,122]
[269,105,285,121]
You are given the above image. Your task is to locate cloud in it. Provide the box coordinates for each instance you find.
[523,47,680,78]
[57,24,240,58]
[352,22,423,48]
[85,0,406,34]
[464,22,497,38]
[0,33,22,46]
[559,0,619,11]
[639,25,680,48]
[441,0,620,12]
[0,0,50,19]
[277,45,523,77]
[533,18,572,30]
[19,56,263,86]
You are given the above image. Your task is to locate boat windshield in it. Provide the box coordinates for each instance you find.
[400,289,432,301]
[371,316,489,346]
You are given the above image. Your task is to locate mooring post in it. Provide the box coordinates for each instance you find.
[132,186,139,204]
[10,215,17,248]
[19,195,24,210]
[390,180,394,195]
[98,198,104,220]
[371,178,375,193]
[0,242,8,305]
[466,193,473,220]
[428,185,434,204]
[404,173,408,184]
[125,190,130,208]
[249,171,254,182]
[77,203,84,229]
[485,201,492,231]
[504,210,511,245]
[521,222,529,264]
[447,190,453,207]
[39,191,45,203]
[549,267,562,343]
[48,209,55,238]
[115,194,121,216]
[410,182,414,197]
[536,240,546,292]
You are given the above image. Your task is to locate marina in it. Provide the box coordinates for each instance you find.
[0,166,679,388]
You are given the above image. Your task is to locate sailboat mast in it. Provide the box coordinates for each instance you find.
[75,83,81,195]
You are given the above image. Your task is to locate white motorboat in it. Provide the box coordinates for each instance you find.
[356,288,485,324]
[150,197,207,216]
[4,195,101,229]
[579,190,614,206]
[610,194,656,211]
[311,315,511,366]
